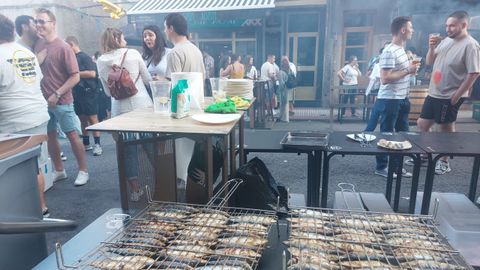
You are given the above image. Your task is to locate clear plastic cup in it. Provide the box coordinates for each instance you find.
[149,81,171,114]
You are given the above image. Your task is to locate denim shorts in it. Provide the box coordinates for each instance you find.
[47,104,81,134]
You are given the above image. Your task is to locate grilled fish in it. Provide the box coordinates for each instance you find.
[168,244,212,254]
[339,260,395,269]
[89,255,155,270]
[338,218,396,230]
[229,215,276,225]
[194,266,250,270]
[288,247,337,262]
[290,231,335,241]
[400,260,465,270]
[105,247,157,257]
[197,259,253,270]
[193,212,230,220]
[123,232,169,242]
[117,237,165,247]
[284,239,336,251]
[189,217,228,226]
[386,238,445,249]
[287,263,337,270]
[170,239,218,247]
[291,209,335,219]
[218,236,267,247]
[214,247,261,258]
[176,229,219,240]
[153,260,194,269]
[332,242,384,255]
[228,222,268,231]
[148,211,189,220]
[371,214,419,223]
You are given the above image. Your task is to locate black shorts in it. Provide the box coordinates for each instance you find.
[419,95,464,124]
[73,88,99,116]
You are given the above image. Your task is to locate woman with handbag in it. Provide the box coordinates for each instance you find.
[97,28,153,201]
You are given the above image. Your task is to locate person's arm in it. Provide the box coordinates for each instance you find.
[220,64,232,77]
[380,66,416,84]
[79,70,96,78]
[354,65,362,77]
[79,53,97,78]
[426,36,441,65]
[451,73,479,104]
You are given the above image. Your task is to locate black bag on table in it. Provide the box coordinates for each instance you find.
[231,157,288,211]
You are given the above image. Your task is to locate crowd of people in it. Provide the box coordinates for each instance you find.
[1,6,478,216]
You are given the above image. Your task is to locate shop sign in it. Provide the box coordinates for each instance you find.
[184,12,262,29]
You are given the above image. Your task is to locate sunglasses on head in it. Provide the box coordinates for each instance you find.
[34,19,53,25]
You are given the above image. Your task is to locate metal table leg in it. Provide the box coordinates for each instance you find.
[229,131,236,177]
[421,154,439,214]
[239,114,245,167]
[222,135,229,198]
[393,155,404,211]
[468,155,480,201]
[385,156,396,203]
[408,154,421,213]
[321,152,333,208]
[115,133,129,210]
[307,152,314,207]
[205,137,214,198]
[313,150,322,207]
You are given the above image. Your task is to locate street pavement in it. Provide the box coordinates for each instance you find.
[43,112,480,254]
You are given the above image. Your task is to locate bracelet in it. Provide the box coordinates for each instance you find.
[54,91,61,99]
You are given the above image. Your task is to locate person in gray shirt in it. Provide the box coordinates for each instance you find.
[415,11,480,175]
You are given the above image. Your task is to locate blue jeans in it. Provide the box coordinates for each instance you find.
[374,98,410,170]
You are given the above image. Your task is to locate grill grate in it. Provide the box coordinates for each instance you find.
[71,201,277,270]
[286,207,472,270]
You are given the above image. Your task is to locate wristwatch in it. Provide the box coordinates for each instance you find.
[54,91,61,99]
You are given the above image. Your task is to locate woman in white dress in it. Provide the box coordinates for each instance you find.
[96,28,153,201]
[142,25,171,80]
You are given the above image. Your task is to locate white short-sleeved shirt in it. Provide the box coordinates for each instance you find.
[145,48,171,77]
[429,35,480,99]
[0,42,49,132]
[341,64,360,85]
[260,62,276,81]
[377,43,410,99]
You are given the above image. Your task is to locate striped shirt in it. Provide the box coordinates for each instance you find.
[377,43,410,99]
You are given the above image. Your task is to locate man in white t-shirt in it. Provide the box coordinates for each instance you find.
[372,16,419,178]
[0,14,51,216]
[261,54,278,110]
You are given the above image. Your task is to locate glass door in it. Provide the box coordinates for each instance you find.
[287,32,319,101]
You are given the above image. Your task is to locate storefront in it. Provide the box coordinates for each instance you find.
[127,0,326,106]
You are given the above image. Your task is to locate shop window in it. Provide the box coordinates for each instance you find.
[288,14,319,33]
[342,27,372,74]
[198,31,232,39]
[298,37,317,66]
[236,29,256,39]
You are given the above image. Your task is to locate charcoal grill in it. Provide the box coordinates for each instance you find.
[286,206,473,270]
[54,179,278,270]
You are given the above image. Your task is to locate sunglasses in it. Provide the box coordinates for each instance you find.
[34,19,53,25]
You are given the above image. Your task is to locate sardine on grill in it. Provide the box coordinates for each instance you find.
[386,238,445,249]
[290,209,335,219]
[168,244,212,254]
[117,237,166,247]
[148,211,189,220]
[284,239,337,252]
[89,255,155,270]
[104,246,158,257]
[339,259,395,269]
[229,215,276,225]
[287,263,338,270]
[153,260,194,269]
[214,247,261,258]
[176,229,219,240]
[199,259,253,270]
[288,247,338,262]
[399,260,465,270]
[169,239,218,247]
[218,236,268,247]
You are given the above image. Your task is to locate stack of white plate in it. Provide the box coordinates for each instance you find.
[220,79,254,99]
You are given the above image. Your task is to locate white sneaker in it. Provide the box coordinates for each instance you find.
[53,170,68,182]
[60,152,67,161]
[74,171,89,186]
[84,144,93,151]
[476,196,480,204]
[92,144,103,156]
[435,160,451,175]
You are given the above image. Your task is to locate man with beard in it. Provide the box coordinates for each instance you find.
[414,11,480,175]
[34,8,89,186]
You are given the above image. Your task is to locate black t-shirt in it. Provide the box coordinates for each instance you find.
[74,51,97,91]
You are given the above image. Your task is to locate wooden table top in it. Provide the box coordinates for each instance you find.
[87,106,243,135]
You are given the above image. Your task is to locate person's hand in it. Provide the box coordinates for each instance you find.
[450,94,460,105]
[407,63,419,74]
[429,34,441,49]
[47,94,58,107]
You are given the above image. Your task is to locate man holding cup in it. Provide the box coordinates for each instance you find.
[415,10,480,175]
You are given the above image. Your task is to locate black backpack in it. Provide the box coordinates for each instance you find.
[286,70,297,89]
[231,157,288,211]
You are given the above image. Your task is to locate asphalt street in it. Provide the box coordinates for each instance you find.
[43,114,480,255]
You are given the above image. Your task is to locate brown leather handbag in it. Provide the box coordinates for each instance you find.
[107,49,140,100]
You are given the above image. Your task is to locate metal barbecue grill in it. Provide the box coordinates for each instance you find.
[55,179,278,270]
[286,206,473,270]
